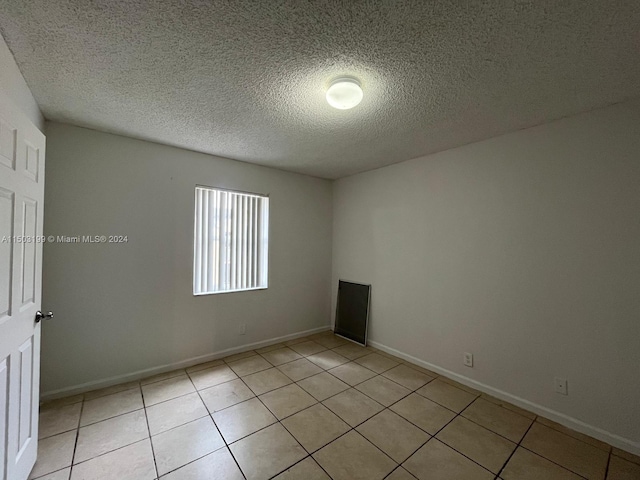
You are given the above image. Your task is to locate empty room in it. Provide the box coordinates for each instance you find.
[0,1,639,479]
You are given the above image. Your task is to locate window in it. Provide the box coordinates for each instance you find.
[193,186,269,295]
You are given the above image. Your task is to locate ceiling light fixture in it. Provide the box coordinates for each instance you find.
[326,78,363,110]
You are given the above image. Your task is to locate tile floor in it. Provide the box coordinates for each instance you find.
[33,331,640,480]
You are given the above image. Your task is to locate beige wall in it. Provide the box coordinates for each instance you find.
[41,122,333,394]
[0,33,43,130]
[332,100,640,453]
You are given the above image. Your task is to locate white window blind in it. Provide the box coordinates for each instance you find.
[193,186,269,295]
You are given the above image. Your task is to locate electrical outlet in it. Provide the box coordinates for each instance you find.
[239,323,246,335]
[463,352,473,367]
[554,377,568,395]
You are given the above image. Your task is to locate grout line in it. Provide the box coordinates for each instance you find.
[139,384,159,479]
[69,397,84,468]
[406,403,496,476]
[383,465,419,480]
[66,395,84,477]
[249,386,328,479]
[493,414,591,480]
[76,406,146,429]
[516,445,590,479]
[187,368,248,480]
[604,450,612,479]
[30,466,73,480]
[69,438,159,468]
[532,418,613,453]
[81,383,140,402]
[38,426,80,441]
[494,408,535,479]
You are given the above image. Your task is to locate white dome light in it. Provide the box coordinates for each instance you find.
[326,78,363,110]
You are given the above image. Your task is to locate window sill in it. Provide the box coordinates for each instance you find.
[193,286,268,296]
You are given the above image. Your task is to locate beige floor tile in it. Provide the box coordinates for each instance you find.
[260,347,303,366]
[223,350,257,363]
[356,409,430,463]
[29,431,76,478]
[277,358,323,382]
[314,335,348,349]
[307,350,350,370]
[289,341,327,357]
[199,378,255,412]
[607,454,640,480]
[613,448,640,466]
[185,359,224,373]
[256,343,286,354]
[461,398,532,442]
[242,368,292,395]
[160,447,244,480]
[436,416,516,473]
[40,394,83,409]
[313,430,396,480]
[284,336,311,346]
[228,355,273,376]
[281,403,350,453]
[39,402,82,439]
[273,457,330,480]
[74,409,148,463]
[382,364,434,391]
[437,376,480,395]
[354,353,399,373]
[328,362,377,386]
[230,423,307,480]
[309,331,333,338]
[401,362,439,377]
[481,393,537,419]
[323,388,384,427]
[386,467,417,480]
[188,364,238,390]
[212,397,276,443]
[374,350,404,362]
[140,369,186,385]
[146,392,208,435]
[404,439,493,480]
[298,372,349,401]
[416,379,477,413]
[32,467,71,480]
[390,393,456,434]
[332,343,371,360]
[83,381,139,401]
[152,416,224,476]
[70,439,155,480]
[536,416,611,451]
[80,388,143,426]
[501,447,583,480]
[141,375,196,406]
[260,383,317,419]
[355,376,411,407]
[521,422,609,479]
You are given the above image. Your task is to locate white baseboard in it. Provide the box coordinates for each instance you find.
[368,340,640,457]
[41,325,331,401]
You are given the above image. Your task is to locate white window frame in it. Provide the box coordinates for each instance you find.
[193,185,269,295]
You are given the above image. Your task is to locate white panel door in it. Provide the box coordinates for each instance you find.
[0,90,46,480]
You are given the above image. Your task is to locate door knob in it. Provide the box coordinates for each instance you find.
[35,311,54,323]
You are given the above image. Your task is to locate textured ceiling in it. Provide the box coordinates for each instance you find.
[1,1,639,179]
